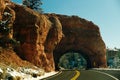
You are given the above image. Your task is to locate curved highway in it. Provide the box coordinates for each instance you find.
[42,70,119,80]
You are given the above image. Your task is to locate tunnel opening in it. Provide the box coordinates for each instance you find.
[59,52,87,70]
[54,50,92,70]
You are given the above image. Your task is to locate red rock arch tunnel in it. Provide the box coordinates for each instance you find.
[1,2,107,72]
[53,15,107,70]
[11,9,107,71]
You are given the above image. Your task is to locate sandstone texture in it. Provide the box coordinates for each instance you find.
[12,5,62,71]
[0,49,34,69]
[0,0,107,71]
[50,14,107,69]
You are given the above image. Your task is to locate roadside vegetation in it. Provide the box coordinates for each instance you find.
[106,48,120,68]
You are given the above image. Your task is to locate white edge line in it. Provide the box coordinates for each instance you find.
[91,70,119,80]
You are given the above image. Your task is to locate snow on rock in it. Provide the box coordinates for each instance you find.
[0,67,58,80]
[0,67,46,80]
[5,71,21,80]
[0,68,3,74]
[17,67,45,77]
[38,71,58,80]
[0,68,3,78]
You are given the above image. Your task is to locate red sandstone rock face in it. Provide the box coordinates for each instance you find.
[51,14,107,69]
[0,49,35,69]
[12,5,62,71]
[0,0,107,71]
[0,0,5,20]
[0,0,15,47]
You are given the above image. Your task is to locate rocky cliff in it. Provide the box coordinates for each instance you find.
[0,0,36,70]
[0,0,107,72]
[11,4,63,71]
[49,14,107,69]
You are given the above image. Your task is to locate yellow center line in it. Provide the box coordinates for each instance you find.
[71,70,80,80]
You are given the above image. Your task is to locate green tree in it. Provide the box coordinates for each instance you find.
[59,52,87,69]
[23,0,43,13]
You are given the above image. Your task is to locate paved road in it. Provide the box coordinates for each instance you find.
[42,70,119,80]
[98,70,120,80]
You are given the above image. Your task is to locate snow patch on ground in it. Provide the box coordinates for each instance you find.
[32,71,58,80]
[0,67,58,80]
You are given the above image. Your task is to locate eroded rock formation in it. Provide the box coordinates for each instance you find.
[0,0,36,69]
[0,0,6,20]
[11,4,63,71]
[0,0,107,71]
[50,14,107,69]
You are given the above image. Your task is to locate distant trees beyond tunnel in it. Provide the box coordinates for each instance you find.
[59,52,87,70]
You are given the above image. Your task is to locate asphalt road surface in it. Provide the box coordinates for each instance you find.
[42,70,119,80]
[97,70,120,80]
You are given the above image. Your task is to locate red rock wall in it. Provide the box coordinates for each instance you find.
[0,0,107,71]
[0,0,15,46]
[0,0,6,20]
[12,5,62,71]
[52,14,107,69]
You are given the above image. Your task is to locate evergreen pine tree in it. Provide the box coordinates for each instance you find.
[23,0,43,13]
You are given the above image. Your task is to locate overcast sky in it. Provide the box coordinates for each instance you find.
[12,0,120,48]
